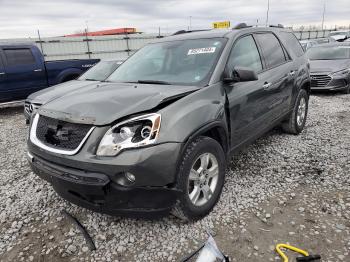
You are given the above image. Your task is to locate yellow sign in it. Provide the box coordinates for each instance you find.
[212,21,231,29]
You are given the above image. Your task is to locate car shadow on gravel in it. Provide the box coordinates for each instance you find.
[0,106,23,117]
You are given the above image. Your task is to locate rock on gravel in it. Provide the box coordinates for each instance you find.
[0,94,349,261]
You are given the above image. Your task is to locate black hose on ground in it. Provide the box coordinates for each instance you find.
[61,210,96,251]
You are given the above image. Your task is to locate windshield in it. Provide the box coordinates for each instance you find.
[306,46,350,60]
[107,38,226,86]
[78,61,122,81]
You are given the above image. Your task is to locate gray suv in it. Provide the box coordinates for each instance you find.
[27,26,310,221]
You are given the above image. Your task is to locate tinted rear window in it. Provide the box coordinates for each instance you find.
[255,33,286,68]
[4,49,36,66]
[279,32,304,57]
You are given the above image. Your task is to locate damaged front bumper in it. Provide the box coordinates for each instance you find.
[27,140,183,218]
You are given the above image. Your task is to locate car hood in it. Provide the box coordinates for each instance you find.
[27,80,99,104]
[310,59,350,73]
[39,82,200,125]
[330,35,347,41]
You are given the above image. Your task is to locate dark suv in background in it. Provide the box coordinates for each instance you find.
[27,25,310,221]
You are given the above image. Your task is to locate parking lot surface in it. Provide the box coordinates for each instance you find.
[0,93,349,262]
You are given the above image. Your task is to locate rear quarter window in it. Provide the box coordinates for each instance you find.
[279,32,304,57]
[4,49,36,66]
[254,33,287,69]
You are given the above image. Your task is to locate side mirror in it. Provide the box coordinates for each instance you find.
[223,66,258,83]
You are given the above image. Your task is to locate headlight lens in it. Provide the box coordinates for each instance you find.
[332,68,350,76]
[96,113,161,156]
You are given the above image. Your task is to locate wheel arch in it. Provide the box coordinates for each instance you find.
[301,80,311,96]
[179,121,229,163]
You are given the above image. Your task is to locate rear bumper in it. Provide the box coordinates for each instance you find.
[28,152,180,218]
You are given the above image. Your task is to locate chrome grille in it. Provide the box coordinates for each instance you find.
[310,74,332,88]
[35,115,92,151]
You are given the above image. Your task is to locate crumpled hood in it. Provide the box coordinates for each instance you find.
[310,59,350,73]
[39,82,199,125]
[27,80,99,104]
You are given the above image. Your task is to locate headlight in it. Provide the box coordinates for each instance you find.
[332,68,350,76]
[96,113,161,156]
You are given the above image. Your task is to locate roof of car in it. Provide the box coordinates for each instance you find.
[156,26,292,42]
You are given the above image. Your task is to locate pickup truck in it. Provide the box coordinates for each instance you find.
[0,43,99,103]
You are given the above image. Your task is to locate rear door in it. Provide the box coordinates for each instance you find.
[253,32,295,120]
[2,47,47,100]
[224,34,275,146]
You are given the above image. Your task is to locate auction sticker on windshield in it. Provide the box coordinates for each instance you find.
[188,47,216,55]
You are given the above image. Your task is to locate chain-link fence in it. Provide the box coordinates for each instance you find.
[0,27,348,61]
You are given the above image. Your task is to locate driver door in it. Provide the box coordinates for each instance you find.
[224,34,274,148]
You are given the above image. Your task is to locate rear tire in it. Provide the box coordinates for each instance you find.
[172,136,226,221]
[282,89,309,135]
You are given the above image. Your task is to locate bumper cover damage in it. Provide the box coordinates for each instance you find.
[28,149,181,218]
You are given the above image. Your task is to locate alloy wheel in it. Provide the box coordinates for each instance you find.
[188,153,219,206]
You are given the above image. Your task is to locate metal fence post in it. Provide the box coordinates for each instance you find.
[124,34,130,57]
[84,29,91,59]
[36,30,45,60]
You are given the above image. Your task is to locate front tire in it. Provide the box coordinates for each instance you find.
[282,89,309,135]
[172,136,226,221]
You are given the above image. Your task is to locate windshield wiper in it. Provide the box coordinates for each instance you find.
[84,78,98,81]
[137,80,171,85]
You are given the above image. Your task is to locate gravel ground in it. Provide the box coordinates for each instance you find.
[0,93,349,262]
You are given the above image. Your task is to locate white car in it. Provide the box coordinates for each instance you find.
[329,31,350,42]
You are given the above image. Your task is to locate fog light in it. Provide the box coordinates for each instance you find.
[125,172,135,183]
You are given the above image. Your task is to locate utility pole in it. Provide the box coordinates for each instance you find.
[189,16,192,30]
[321,1,326,30]
[265,0,270,27]
[85,20,89,33]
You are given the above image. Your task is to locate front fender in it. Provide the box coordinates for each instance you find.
[158,83,227,143]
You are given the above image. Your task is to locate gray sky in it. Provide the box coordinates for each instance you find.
[0,0,349,39]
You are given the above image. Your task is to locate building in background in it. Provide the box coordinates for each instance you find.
[65,27,138,37]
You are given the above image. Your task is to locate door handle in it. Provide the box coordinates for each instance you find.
[0,72,5,75]
[262,82,272,90]
[34,69,42,72]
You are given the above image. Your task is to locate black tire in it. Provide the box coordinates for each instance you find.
[344,85,350,94]
[282,89,309,135]
[172,136,226,221]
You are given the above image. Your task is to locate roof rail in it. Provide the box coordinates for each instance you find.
[233,23,252,29]
[269,24,284,28]
[172,29,211,36]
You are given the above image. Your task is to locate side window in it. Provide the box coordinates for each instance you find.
[4,49,36,66]
[227,35,263,73]
[255,33,286,68]
[279,32,304,57]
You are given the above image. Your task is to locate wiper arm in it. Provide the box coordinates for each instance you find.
[84,78,98,81]
[137,80,171,85]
